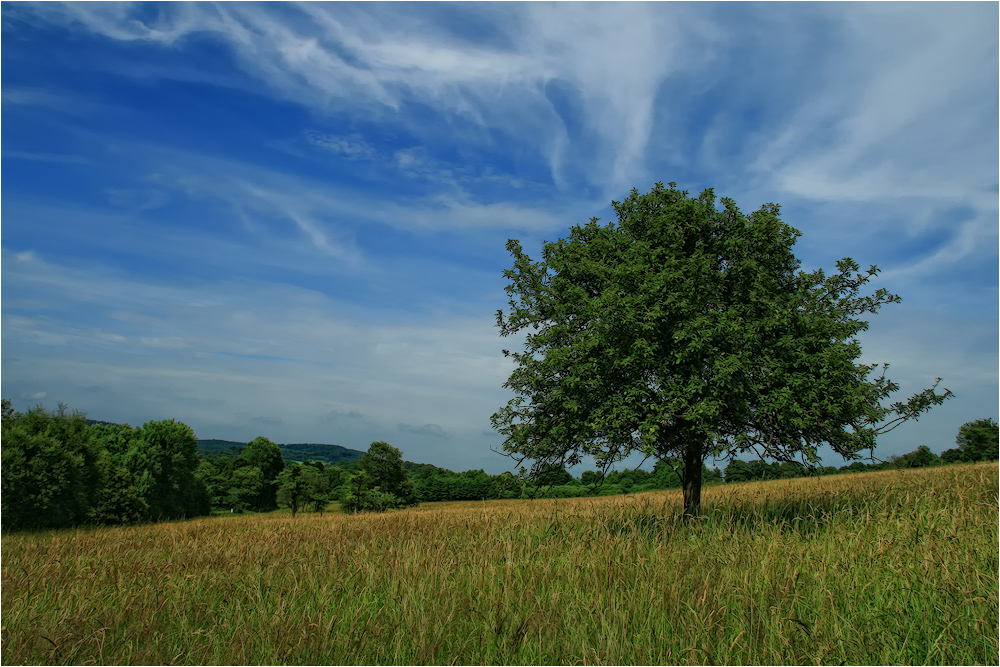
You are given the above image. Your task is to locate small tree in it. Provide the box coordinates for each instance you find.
[340,442,418,512]
[276,465,308,517]
[239,436,285,510]
[897,445,939,468]
[300,461,333,514]
[531,462,574,487]
[493,182,951,517]
[956,419,999,462]
[940,448,968,465]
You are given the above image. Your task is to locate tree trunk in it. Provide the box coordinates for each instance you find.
[682,442,703,518]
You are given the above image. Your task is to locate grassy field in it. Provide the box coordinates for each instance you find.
[2,463,997,665]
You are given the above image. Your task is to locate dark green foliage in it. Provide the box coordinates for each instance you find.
[360,442,417,505]
[132,419,207,520]
[896,445,939,469]
[3,404,212,530]
[724,459,752,483]
[531,463,574,486]
[940,448,969,464]
[339,442,418,512]
[90,461,148,525]
[956,418,999,461]
[492,471,523,499]
[276,465,309,517]
[339,471,403,513]
[493,182,951,516]
[273,461,339,515]
[195,458,233,510]
[1,403,101,531]
[239,436,285,510]
[1,403,209,529]
[227,466,265,513]
[294,461,338,513]
[281,443,364,466]
[197,439,364,466]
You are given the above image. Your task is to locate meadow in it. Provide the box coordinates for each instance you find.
[2,463,997,665]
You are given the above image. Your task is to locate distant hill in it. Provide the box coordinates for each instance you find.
[197,439,365,466]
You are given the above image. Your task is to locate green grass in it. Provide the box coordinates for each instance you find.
[2,463,997,665]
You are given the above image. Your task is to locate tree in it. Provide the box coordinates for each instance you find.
[955,419,999,461]
[724,459,752,484]
[898,445,939,468]
[1,403,102,531]
[340,442,418,512]
[531,462,574,487]
[276,465,309,517]
[195,457,233,511]
[90,460,148,525]
[492,182,951,517]
[493,471,523,498]
[940,448,968,465]
[239,436,285,510]
[277,463,336,516]
[227,466,264,513]
[358,442,417,507]
[130,419,205,520]
[300,461,333,513]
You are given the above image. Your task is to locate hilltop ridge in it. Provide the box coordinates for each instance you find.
[197,438,365,465]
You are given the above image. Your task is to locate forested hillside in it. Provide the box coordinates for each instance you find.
[197,439,364,465]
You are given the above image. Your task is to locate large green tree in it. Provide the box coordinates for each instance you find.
[130,419,208,520]
[492,182,952,516]
[1,402,102,531]
[358,441,417,506]
[955,418,999,462]
[238,436,285,510]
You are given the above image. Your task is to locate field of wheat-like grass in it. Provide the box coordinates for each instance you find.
[2,462,997,665]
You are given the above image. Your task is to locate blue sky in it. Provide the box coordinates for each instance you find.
[2,2,997,474]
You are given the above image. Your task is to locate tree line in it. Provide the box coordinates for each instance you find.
[2,401,208,531]
[1,401,424,530]
[3,398,995,532]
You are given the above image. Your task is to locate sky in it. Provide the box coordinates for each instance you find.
[2,2,997,475]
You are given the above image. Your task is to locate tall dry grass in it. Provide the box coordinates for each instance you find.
[2,463,997,665]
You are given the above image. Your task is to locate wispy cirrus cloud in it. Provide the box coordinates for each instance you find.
[22,2,690,198]
[751,6,995,201]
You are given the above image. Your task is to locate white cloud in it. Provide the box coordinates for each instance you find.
[2,248,516,468]
[755,4,996,205]
[25,3,694,198]
[304,132,376,160]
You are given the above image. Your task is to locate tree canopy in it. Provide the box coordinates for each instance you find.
[492,182,951,516]
[340,442,418,513]
[955,418,999,462]
[239,436,285,511]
